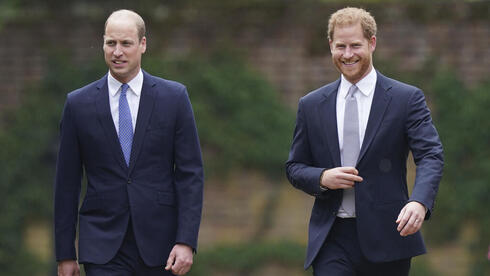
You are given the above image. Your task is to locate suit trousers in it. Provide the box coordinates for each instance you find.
[84,219,174,276]
[312,218,411,276]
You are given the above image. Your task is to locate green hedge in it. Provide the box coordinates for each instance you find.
[0,54,103,275]
[145,51,294,180]
[382,60,490,275]
[428,71,490,276]
[189,241,309,275]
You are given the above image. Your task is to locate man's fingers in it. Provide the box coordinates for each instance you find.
[340,167,363,181]
[337,179,355,186]
[339,166,359,175]
[166,244,194,275]
[401,215,419,236]
[400,216,415,236]
[174,258,188,275]
[58,260,80,276]
[165,250,176,270]
[321,167,364,190]
[330,173,362,189]
[413,217,423,231]
[396,208,409,231]
[347,174,363,182]
[171,258,182,275]
[396,206,406,223]
[337,171,363,182]
[172,257,192,275]
[396,201,426,236]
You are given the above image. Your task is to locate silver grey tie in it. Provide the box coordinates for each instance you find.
[339,85,360,217]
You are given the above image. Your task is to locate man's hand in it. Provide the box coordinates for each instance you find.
[165,244,194,275]
[57,260,80,276]
[396,201,426,237]
[320,167,363,190]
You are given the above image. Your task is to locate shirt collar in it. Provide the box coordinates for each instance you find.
[339,67,377,99]
[107,69,144,97]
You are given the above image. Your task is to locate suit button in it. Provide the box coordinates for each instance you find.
[127,179,131,184]
[332,211,336,215]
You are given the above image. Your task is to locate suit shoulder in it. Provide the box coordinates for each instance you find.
[380,74,422,95]
[66,76,105,102]
[300,80,339,104]
[149,75,187,94]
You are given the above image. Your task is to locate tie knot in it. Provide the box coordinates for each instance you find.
[120,83,129,96]
[347,85,358,99]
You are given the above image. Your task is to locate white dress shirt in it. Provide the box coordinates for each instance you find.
[108,70,143,134]
[336,67,377,161]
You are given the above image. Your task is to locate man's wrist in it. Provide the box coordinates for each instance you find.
[319,169,329,191]
[409,200,428,214]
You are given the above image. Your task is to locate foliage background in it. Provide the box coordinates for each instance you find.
[0,0,489,275]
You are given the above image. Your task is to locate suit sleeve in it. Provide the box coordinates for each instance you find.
[286,98,328,198]
[405,89,444,219]
[173,87,204,251]
[54,97,83,261]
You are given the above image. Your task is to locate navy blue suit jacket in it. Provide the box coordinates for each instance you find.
[286,72,443,269]
[54,71,204,266]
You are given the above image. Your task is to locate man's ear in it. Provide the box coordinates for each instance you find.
[369,36,376,52]
[140,36,147,54]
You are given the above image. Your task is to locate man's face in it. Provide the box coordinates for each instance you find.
[329,23,376,84]
[103,18,146,83]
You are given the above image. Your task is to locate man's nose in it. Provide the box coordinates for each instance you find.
[114,44,123,56]
[343,47,354,59]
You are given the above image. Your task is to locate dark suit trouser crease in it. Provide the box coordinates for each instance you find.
[83,219,175,276]
[312,218,411,276]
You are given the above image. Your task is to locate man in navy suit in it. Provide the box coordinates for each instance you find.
[54,9,204,276]
[286,7,443,275]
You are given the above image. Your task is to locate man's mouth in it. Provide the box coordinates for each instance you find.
[342,60,359,65]
[113,60,126,64]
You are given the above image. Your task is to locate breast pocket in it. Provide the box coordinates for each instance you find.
[378,118,397,129]
[147,122,173,134]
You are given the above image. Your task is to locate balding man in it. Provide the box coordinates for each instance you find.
[54,9,204,276]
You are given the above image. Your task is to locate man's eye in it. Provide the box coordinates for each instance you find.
[106,41,115,46]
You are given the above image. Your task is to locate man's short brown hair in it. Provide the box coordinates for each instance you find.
[328,7,377,41]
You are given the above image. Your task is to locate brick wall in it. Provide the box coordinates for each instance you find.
[1,3,488,112]
[1,1,488,252]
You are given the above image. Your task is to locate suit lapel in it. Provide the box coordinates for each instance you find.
[317,80,342,167]
[357,72,392,165]
[128,71,156,174]
[95,75,128,171]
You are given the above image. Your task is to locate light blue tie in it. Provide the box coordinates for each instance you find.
[119,83,133,166]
